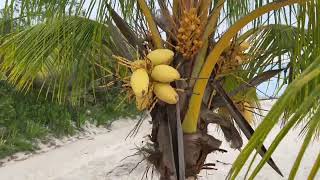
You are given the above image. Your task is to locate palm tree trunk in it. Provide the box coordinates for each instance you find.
[150,105,177,179]
[150,103,224,179]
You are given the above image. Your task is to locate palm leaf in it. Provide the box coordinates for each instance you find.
[0,16,135,104]
[229,55,320,179]
[212,80,283,176]
[106,3,145,52]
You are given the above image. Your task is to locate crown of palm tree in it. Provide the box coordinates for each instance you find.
[0,0,319,179]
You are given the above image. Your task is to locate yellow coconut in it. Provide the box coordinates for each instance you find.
[241,102,254,124]
[130,68,149,97]
[130,60,146,71]
[147,49,174,65]
[151,65,180,83]
[153,83,178,104]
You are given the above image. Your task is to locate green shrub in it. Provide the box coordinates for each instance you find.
[0,82,138,158]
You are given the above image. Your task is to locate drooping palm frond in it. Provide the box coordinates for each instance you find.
[242,24,298,73]
[0,1,151,105]
[0,15,136,104]
[226,1,320,179]
[229,54,320,179]
[228,24,299,100]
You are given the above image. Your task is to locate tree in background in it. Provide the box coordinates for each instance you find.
[0,0,319,179]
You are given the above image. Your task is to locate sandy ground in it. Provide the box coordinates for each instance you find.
[0,101,319,180]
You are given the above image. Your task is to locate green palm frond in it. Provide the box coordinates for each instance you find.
[243,25,297,72]
[0,16,135,104]
[0,0,150,107]
[229,54,320,179]
[309,152,320,179]
[227,1,320,178]
[233,24,299,100]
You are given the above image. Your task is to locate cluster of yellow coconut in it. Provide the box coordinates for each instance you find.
[235,101,255,124]
[218,100,255,125]
[176,8,203,59]
[216,41,251,75]
[130,49,181,111]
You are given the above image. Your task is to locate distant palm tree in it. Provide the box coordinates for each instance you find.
[0,0,319,179]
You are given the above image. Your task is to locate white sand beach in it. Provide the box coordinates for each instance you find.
[0,101,319,180]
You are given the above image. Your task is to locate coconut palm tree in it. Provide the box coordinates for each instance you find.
[0,0,319,179]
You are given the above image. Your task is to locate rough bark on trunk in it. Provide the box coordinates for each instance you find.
[149,103,224,179]
[150,105,177,180]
